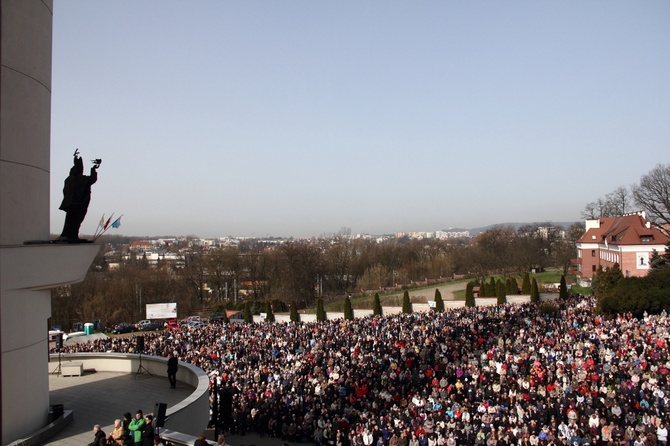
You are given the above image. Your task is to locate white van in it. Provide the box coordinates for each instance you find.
[63,331,87,341]
[48,330,65,349]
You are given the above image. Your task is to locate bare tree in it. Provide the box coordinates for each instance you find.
[473,225,517,275]
[582,186,634,220]
[179,249,207,304]
[582,197,614,219]
[270,243,323,308]
[633,163,670,237]
[554,222,584,274]
[325,229,356,294]
[356,263,390,291]
[204,247,241,301]
[606,186,633,216]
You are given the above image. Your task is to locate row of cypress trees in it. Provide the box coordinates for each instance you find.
[247,273,568,322]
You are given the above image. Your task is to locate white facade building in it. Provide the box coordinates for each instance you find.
[0,1,98,442]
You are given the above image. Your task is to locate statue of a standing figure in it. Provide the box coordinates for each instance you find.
[57,149,100,242]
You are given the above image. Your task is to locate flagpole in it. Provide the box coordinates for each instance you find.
[93,214,123,241]
[93,212,114,241]
[93,214,105,238]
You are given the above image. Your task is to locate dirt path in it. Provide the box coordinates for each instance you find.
[384,281,467,302]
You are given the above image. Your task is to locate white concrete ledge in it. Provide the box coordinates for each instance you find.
[1,243,100,290]
[7,409,73,446]
[48,353,210,435]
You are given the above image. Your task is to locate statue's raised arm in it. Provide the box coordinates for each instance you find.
[56,150,101,243]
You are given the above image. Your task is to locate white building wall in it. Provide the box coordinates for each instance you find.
[1,1,97,443]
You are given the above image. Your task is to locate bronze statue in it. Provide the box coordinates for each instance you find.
[57,149,100,242]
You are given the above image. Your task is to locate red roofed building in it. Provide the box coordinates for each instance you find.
[575,211,670,285]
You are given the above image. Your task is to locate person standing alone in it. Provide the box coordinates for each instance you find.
[167,352,178,389]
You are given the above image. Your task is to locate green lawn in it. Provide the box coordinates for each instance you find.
[311,269,583,312]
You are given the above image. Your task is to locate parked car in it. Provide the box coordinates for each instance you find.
[181,315,202,324]
[209,315,227,324]
[141,322,163,331]
[112,322,134,334]
[165,320,180,331]
[136,319,152,330]
[181,321,206,330]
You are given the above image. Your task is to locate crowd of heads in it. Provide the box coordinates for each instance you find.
[61,295,670,446]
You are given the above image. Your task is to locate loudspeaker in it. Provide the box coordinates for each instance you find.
[220,388,233,426]
[154,402,167,428]
[56,333,63,349]
[136,336,145,352]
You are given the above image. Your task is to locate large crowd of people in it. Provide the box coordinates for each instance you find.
[59,296,670,446]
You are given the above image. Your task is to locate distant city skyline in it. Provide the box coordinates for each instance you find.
[50,2,669,238]
[83,219,579,240]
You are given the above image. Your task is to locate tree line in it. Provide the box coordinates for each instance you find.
[50,223,581,330]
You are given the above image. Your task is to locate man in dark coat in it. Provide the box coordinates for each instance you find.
[141,414,155,446]
[88,424,106,446]
[167,352,178,389]
[58,150,99,242]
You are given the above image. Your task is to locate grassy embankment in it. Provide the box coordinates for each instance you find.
[320,269,591,313]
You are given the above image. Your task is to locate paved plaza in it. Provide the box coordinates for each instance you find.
[45,369,300,446]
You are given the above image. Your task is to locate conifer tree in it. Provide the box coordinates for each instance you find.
[290,303,300,322]
[487,277,497,296]
[264,301,275,322]
[506,277,518,294]
[559,275,569,300]
[496,280,507,305]
[650,242,670,270]
[243,301,252,323]
[344,296,354,320]
[373,293,383,316]
[592,263,623,297]
[434,289,444,312]
[465,281,476,307]
[402,290,413,314]
[530,278,540,303]
[522,272,532,294]
[316,298,326,321]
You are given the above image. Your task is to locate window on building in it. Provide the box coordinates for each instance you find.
[591,250,596,257]
[592,265,597,272]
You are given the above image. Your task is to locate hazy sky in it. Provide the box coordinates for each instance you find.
[50,1,670,238]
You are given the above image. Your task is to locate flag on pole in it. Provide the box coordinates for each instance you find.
[92,212,123,241]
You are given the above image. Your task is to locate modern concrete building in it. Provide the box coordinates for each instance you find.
[1,1,99,443]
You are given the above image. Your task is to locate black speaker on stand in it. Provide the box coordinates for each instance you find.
[220,387,234,432]
[51,333,64,374]
[133,335,151,378]
[154,402,167,436]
